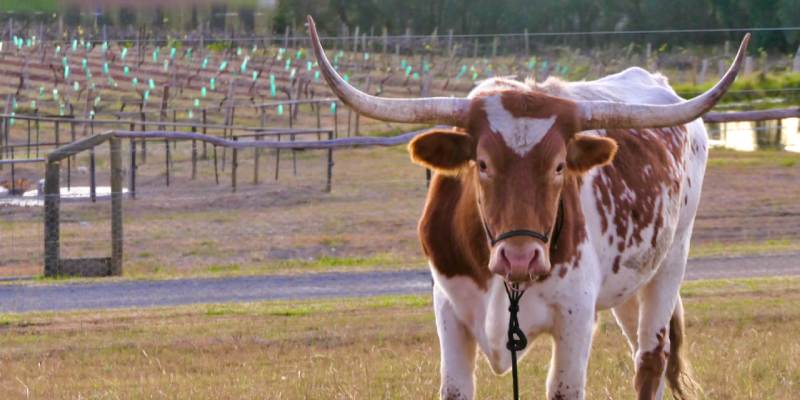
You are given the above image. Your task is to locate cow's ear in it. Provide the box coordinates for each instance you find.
[408,129,474,173]
[566,134,617,174]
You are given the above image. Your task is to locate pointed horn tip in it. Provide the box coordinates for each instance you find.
[306,16,317,36]
[739,33,751,54]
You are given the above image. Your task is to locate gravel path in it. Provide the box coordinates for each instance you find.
[1,253,798,313]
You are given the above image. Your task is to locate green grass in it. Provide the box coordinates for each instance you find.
[674,72,800,108]
[707,148,800,168]
[0,277,797,399]
[690,237,800,258]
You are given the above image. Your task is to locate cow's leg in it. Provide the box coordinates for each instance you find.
[434,284,478,400]
[612,295,639,354]
[635,239,688,400]
[546,304,595,400]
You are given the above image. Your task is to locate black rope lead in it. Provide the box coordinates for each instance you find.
[505,282,527,400]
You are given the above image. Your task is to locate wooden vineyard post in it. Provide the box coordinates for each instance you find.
[90,147,97,202]
[0,117,4,171]
[793,45,800,72]
[212,144,219,184]
[231,138,238,193]
[129,138,137,199]
[26,119,31,157]
[347,108,352,137]
[290,105,297,176]
[325,130,334,193]
[316,103,322,138]
[253,144,260,185]
[44,161,61,277]
[448,29,454,57]
[110,137,124,276]
[139,112,148,163]
[333,102,339,138]
[274,134,281,181]
[191,125,198,180]
[202,109,208,158]
[524,29,530,55]
[382,27,388,56]
[165,137,171,187]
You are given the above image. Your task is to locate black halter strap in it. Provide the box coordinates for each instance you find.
[480,198,565,252]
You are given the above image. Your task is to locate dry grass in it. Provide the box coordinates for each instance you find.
[3,143,800,279]
[0,277,798,399]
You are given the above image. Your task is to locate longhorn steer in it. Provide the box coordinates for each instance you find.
[308,16,748,400]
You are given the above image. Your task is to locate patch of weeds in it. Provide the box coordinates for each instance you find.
[268,253,406,271]
[690,237,800,258]
[365,295,431,310]
[183,240,218,256]
[0,313,24,327]
[205,304,243,316]
[681,276,800,298]
[263,305,321,317]
[206,264,241,274]
[319,237,348,248]
[707,149,800,169]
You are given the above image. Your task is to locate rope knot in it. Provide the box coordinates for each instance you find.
[504,282,527,400]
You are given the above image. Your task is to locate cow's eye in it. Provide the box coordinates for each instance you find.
[478,160,488,172]
[555,162,565,174]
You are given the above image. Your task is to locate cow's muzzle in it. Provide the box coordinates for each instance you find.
[490,240,551,283]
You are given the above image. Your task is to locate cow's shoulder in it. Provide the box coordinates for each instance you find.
[533,67,683,105]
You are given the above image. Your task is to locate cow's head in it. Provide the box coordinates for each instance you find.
[307,16,748,283]
[408,90,619,282]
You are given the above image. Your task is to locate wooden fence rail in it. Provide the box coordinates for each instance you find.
[35,106,800,278]
[703,107,800,123]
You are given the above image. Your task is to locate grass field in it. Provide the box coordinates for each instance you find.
[1,276,798,399]
[4,147,800,280]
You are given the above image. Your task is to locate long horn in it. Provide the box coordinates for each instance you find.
[307,16,470,127]
[576,33,750,131]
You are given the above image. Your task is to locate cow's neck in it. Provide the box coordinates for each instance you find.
[548,175,587,273]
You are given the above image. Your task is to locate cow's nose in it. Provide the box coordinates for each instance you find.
[491,242,550,282]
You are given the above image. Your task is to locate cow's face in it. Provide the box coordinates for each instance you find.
[410,90,617,283]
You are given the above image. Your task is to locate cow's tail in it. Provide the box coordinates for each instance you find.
[666,296,702,400]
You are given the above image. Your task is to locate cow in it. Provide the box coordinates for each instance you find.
[307,16,748,400]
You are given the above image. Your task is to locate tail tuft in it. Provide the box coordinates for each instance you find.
[666,297,702,400]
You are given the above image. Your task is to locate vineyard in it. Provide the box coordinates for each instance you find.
[1,27,800,279]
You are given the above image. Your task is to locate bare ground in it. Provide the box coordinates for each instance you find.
[2,145,800,278]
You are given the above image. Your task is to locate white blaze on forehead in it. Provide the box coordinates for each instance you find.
[483,96,557,156]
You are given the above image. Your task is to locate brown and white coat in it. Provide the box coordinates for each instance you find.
[306,16,747,400]
[423,73,706,400]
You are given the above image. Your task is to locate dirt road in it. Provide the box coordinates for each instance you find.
[1,253,798,313]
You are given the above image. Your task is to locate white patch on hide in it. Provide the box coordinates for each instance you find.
[483,96,556,156]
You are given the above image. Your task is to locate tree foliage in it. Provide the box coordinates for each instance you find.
[275,0,800,51]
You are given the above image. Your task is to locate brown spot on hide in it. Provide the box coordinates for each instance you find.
[635,328,668,400]
[592,127,687,270]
